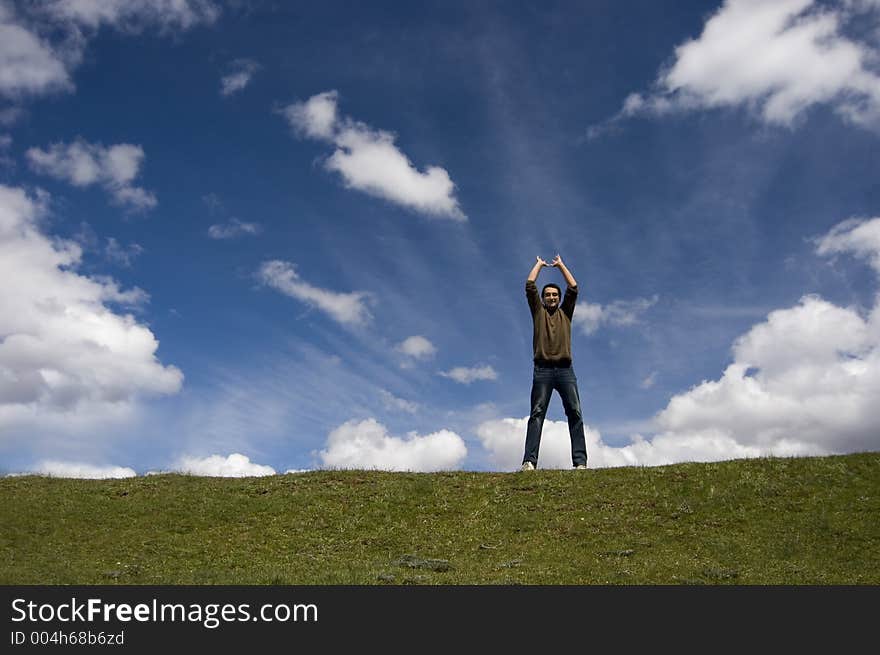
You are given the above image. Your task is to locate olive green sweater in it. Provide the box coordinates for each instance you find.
[526,280,578,366]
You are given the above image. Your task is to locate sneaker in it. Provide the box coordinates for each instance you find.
[574,464,587,470]
[520,461,535,471]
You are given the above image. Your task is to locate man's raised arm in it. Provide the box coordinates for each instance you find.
[528,256,548,283]
[551,254,577,288]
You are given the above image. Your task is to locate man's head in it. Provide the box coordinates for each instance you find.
[542,283,561,310]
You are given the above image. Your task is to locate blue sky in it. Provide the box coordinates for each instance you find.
[2,0,880,476]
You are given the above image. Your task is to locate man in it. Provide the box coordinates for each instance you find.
[521,254,588,471]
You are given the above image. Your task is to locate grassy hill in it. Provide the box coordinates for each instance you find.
[1,453,878,584]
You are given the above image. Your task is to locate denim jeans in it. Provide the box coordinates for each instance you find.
[523,364,588,467]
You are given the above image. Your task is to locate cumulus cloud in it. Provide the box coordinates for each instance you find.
[173,453,276,477]
[0,185,183,438]
[220,58,260,97]
[0,1,219,101]
[208,218,262,239]
[592,0,880,135]
[396,335,437,360]
[21,460,136,478]
[26,139,157,211]
[438,364,498,384]
[258,259,373,327]
[650,216,880,460]
[318,418,467,471]
[279,90,466,220]
[573,295,658,335]
[653,294,879,456]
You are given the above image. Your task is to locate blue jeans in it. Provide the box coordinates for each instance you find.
[523,364,588,467]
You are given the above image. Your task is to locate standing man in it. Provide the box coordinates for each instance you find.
[521,254,588,471]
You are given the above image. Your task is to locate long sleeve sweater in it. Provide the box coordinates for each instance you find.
[526,280,578,366]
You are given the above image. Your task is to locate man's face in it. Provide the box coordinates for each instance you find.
[542,287,560,310]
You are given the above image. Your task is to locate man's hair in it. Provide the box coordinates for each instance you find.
[542,283,561,297]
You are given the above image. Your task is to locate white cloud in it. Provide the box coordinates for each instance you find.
[0,185,183,437]
[23,460,136,478]
[815,217,880,272]
[41,0,221,33]
[318,418,467,471]
[220,58,260,97]
[279,90,466,220]
[379,389,419,414]
[573,295,658,335]
[26,139,157,211]
[208,218,262,239]
[0,5,71,99]
[0,1,219,101]
[439,364,498,384]
[258,259,373,327]
[599,0,880,132]
[282,90,339,139]
[173,453,276,477]
[653,294,879,456]
[650,216,880,459]
[396,335,437,360]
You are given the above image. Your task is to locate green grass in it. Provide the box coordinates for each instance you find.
[1,453,878,584]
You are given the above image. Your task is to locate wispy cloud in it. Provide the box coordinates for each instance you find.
[379,389,420,414]
[220,57,260,96]
[104,237,144,267]
[258,259,373,326]
[0,133,13,168]
[26,138,157,211]
[279,90,466,220]
[573,295,658,335]
[815,217,880,272]
[208,218,262,239]
[589,0,880,137]
[640,371,658,389]
[41,0,221,32]
[439,364,498,384]
[318,418,467,471]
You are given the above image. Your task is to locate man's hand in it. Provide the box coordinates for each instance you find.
[536,256,549,267]
[551,254,577,288]
[528,256,549,283]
